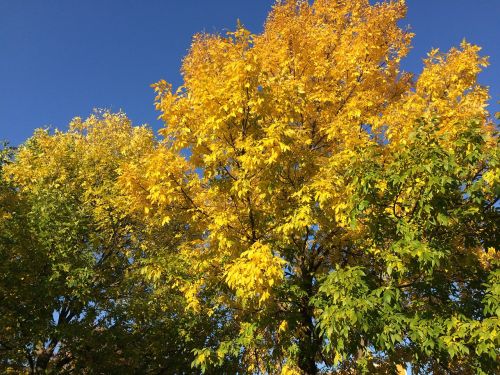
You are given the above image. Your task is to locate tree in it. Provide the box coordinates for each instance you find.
[0,113,228,373]
[122,0,499,373]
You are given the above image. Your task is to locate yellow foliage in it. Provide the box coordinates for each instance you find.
[225,242,286,306]
[477,247,499,270]
[378,41,491,149]
[281,363,302,375]
[180,279,203,313]
[6,111,156,235]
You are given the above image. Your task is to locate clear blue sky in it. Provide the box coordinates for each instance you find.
[1,1,499,146]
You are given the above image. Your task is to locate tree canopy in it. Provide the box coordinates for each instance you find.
[1,1,499,374]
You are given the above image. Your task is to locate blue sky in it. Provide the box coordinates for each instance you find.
[1,1,499,146]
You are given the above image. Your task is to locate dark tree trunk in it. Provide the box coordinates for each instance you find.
[297,268,319,375]
[34,348,51,373]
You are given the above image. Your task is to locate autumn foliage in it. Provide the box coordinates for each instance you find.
[1,1,499,374]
